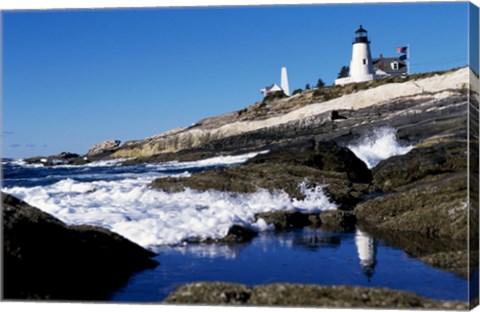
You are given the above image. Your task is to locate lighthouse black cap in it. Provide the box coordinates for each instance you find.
[355,25,368,34]
[354,25,370,44]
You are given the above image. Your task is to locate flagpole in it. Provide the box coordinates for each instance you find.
[407,44,410,75]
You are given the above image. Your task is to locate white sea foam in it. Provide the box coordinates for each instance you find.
[3,150,336,249]
[4,158,44,168]
[348,127,414,169]
[4,178,335,248]
[150,150,270,171]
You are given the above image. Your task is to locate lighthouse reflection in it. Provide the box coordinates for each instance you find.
[355,229,377,281]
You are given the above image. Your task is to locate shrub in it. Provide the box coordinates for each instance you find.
[316,79,325,88]
[292,89,303,95]
[263,90,287,102]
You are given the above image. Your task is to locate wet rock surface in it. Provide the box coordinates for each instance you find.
[355,172,468,240]
[2,193,159,300]
[164,282,468,309]
[254,211,318,230]
[372,140,468,192]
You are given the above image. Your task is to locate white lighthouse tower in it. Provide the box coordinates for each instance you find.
[335,25,375,85]
[281,67,290,96]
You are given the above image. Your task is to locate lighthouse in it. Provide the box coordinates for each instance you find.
[335,25,375,85]
[350,25,374,82]
[281,67,290,96]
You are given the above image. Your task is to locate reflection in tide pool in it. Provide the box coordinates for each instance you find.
[112,228,467,303]
[355,229,377,281]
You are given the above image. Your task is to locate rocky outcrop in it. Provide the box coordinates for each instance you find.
[372,140,468,192]
[351,132,473,277]
[355,173,467,240]
[252,210,356,231]
[164,282,468,309]
[221,225,258,243]
[254,211,319,230]
[2,193,159,300]
[355,137,468,241]
[87,139,121,156]
[24,151,89,166]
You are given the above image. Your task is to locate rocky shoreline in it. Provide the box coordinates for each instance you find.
[13,67,478,306]
[164,282,468,309]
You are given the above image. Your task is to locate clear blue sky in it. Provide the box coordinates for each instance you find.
[2,2,471,158]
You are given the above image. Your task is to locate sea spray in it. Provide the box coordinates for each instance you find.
[3,151,336,249]
[348,127,414,168]
[5,179,336,248]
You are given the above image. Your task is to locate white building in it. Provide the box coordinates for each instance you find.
[260,83,283,96]
[261,67,290,96]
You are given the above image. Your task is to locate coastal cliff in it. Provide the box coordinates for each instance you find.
[111,67,469,159]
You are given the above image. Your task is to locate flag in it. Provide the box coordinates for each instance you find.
[399,54,407,60]
[397,46,408,53]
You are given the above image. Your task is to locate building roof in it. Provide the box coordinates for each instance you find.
[372,56,407,76]
[261,83,283,95]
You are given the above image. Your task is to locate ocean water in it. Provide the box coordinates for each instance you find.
[1,128,469,302]
[111,228,468,302]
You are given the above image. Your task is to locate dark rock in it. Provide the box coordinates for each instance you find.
[319,210,356,232]
[330,110,347,121]
[57,151,80,159]
[373,140,468,191]
[164,282,468,309]
[355,172,467,241]
[24,152,89,166]
[419,250,475,278]
[247,139,372,184]
[253,209,356,232]
[2,193,159,300]
[165,282,252,305]
[254,211,314,230]
[221,225,257,243]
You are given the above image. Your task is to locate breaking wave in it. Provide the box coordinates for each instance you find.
[348,127,414,168]
[3,151,336,249]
